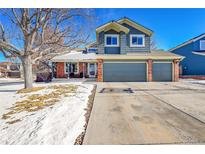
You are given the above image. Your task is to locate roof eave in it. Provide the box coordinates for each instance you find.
[96,22,129,34]
[96,55,184,61]
[192,51,205,56]
[96,22,130,43]
[117,18,153,36]
[169,33,205,52]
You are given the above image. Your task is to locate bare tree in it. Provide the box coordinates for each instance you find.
[150,38,158,50]
[0,8,95,88]
[35,61,52,82]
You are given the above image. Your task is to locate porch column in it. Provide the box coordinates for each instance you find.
[67,63,70,79]
[147,59,153,82]
[83,62,85,79]
[173,59,180,82]
[97,59,103,82]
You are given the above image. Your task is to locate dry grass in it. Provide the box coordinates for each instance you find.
[6,119,21,124]
[17,87,45,94]
[1,84,78,124]
[2,111,15,120]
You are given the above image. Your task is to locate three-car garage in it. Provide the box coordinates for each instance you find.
[102,61,173,82]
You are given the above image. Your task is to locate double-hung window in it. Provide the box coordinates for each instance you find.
[130,34,145,47]
[87,48,98,53]
[105,34,119,47]
[200,40,205,50]
[64,63,79,74]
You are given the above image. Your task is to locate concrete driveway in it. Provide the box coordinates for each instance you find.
[83,81,205,144]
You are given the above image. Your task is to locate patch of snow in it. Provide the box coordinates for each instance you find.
[0,77,23,83]
[181,79,205,85]
[0,80,94,144]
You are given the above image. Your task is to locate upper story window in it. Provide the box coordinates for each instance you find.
[87,48,98,53]
[104,34,119,47]
[200,40,205,50]
[130,34,145,47]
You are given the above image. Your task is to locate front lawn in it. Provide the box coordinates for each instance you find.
[0,80,94,144]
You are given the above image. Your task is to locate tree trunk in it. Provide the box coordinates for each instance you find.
[22,55,33,88]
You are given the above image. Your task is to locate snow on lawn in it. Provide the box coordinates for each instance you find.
[0,77,23,83]
[0,80,94,144]
[181,79,205,85]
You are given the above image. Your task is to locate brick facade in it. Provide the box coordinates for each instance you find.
[79,62,87,77]
[147,59,153,82]
[97,59,103,82]
[56,62,89,78]
[55,60,180,82]
[56,62,66,78]
[173,59,180,82]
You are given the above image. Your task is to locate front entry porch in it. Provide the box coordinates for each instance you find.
[53,62,97,79]
[51,51,97,79]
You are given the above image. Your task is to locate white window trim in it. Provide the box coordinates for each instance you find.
[88,47,97,50]
[87,48,98,53]
[64,62,79,74]
[87,63,97,77]
[104,34,119,47]
[200,40,205,50]
[64,62,69,74]
[130,34,145,48]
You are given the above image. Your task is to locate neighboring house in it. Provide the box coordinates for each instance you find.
[169,33,205,77]
[52,17,183,82]
[0,62,21,78]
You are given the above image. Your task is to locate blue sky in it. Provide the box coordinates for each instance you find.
[95,8,205,49]
[1,8,205,61]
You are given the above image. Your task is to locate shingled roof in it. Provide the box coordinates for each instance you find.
[169,33,205,52]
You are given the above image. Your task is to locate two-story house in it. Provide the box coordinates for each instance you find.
[169,33,205,78]
[52,17,183,82]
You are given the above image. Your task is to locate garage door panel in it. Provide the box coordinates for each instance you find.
[153,63,172,81]
[103,63,146,82]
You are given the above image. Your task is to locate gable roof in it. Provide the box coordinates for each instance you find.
[117,17,153,36]
[96,21,130,42]
[96,21,129,34]
[169,33,205,52]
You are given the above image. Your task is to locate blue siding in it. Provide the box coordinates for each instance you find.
[105,47,120,54]
[193,36,205,51]
[122,23,151,52]
[171,37,205,75]
[98,30,121,54]
[97,21,151,54]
